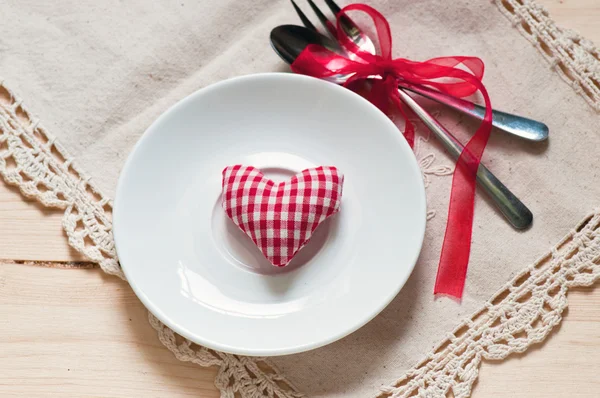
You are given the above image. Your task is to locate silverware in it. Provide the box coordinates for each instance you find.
[400,84,548,142]
[289,0,548,142]
[397,90,533,229]
[270,19,533,229]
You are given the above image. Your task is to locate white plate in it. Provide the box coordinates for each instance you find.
[113,73,426,356]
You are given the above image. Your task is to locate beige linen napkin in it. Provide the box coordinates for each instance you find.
[1,0,599,396]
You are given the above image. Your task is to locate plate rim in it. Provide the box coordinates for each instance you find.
[113,72,427,356]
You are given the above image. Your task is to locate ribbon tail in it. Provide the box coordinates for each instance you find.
[434,84,493,299]
[433,159,476,298]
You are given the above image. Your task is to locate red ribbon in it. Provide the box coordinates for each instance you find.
[291,4,493,299]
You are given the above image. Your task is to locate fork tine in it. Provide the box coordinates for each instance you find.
[324,0,360,37]
[306,0,337,36]
[324,0,341,15]
[323,0,377,55]
[290,0,318,31]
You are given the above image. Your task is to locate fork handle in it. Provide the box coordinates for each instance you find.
[396,88,533,230]
[401,83,549,142]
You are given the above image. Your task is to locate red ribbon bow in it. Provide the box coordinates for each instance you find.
[291,3,493,299]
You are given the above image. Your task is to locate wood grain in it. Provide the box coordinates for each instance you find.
[0,183,84,262]
[540,0,600,43]
[475,286,600,397]
[0,1,598,396]
[0,262,220,398]
[1,260,598,397]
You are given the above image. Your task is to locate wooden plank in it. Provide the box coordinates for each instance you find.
[475,286,600,397]
[0,262,220,398]
[540,0,600,43]
[0,181,84,261]
[1,262,599,397]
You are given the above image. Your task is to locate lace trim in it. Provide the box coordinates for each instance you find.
[0,2,598,396]
[149,314,303,398]
[379,210,600,397]
[0,82,123,279]
[0,80,303,398]
[494,0,600,111]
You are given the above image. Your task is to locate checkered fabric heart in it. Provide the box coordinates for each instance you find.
[222,165,344,267]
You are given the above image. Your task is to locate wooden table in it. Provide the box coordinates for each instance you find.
[1,1,599,396]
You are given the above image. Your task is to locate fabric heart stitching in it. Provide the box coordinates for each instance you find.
[222,165,344,266]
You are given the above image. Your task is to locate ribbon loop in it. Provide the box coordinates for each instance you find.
[291,3,493,299]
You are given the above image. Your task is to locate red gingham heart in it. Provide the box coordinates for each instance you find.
[222,165,344,266]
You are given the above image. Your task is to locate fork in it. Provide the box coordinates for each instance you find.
[291,0,548,143]
[288,0,533,229]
